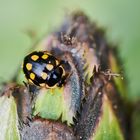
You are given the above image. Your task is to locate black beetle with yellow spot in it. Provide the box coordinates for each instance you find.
[23,51,68,88]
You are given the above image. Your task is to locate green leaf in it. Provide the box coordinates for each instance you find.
[132,105,140,140]
[83,44,99,85]
[109,52,127,99]
[93,94,124,140]
[33,88,63,121]
[0,96,20,140]
[33,84,79,125]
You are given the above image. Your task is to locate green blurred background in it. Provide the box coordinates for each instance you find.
[0,0,140,100]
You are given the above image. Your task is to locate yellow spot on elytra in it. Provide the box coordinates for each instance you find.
[28,79,33,84]
[41,72,48,80]
[42,54,48,59]
[56,60,59,65]
[31,55,39,61]
[30,73,35,80]
[60,66,65,76]
[26,63,32,70]
[46,64,54,71]
[39,83,45,87]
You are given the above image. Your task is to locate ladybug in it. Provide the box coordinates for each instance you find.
[23,51,68,88]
